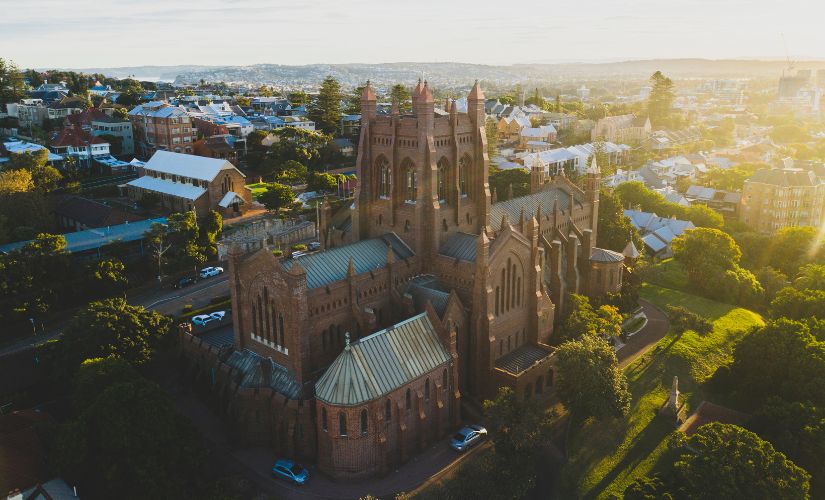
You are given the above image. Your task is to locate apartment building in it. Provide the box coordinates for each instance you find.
[128,101,196,158]
[740,168,825,232]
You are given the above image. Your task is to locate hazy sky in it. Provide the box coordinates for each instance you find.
[1,0,823,69]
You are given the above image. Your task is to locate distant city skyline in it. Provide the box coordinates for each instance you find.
[2,0,823,69]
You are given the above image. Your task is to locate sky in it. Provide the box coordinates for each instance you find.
[1,0,823,69]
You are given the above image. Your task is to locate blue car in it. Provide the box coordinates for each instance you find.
[271,459,310,485]
[449,424,487,452]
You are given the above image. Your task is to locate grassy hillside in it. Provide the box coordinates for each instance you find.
[556,284,764,499]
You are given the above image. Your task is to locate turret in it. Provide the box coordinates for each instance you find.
[530,154,546,193]
[467,80,486,126]
[360,80,376,121]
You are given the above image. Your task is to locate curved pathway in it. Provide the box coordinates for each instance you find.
[618,299,670,369]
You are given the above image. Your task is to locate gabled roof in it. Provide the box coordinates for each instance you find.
[218,191,244,208]
[224,349,302,399]
[439,232,478,262]
[590,247,625,263]
[0,218,167,255]
[622,240,640,259]
[126,175,207,200]
[54,196,142,228]
[281,233,413,289]
[50,127,107,148]
[142,150,238,182]
[405,275,451,317]
[491,187,577,225]
[494,344,551,375]
[315,313,450,406]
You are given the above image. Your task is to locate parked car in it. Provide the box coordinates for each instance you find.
[291,251,308,259]
[192,314,216,326]
[173,276,196,289]
[209,310,226,321]
[449,424,487,452]
[308,241,321,251]
[199,266,224,279]
[271,459,309,485]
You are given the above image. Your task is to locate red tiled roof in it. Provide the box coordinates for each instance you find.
[65,108,109,128]
[49,126,107,148]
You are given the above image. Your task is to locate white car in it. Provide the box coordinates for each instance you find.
[199,266,224,279]
[192,314,216,326]
[209,310,226,321]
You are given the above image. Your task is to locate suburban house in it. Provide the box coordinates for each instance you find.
[128,102,196,158]
[125,150,252,217]
[591,114,651,143]
[517,141,630,176]
[497,115,531,142]
[685,185,742,218]
[193,135,238,163]
[0,139,63,166]
[624,209,696,259]
[48,126,131,172]
[518,124,558,148]
[739,167,825,232]
[67,109,135,156]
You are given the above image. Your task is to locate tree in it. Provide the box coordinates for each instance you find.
[0,58,26,106]
[686,204,724,230]
[673,228,741,288]
[597,188,642,252]
[485,117,498,163]
[560,294,623,342]
[555,333,630,422]
[729,319,825,406]
[60,298,171,368]
[623,475,674,500]
[93,258,128,297]
[308,76,342,135]
[166,211,207,273]
[770,287,825,321]
[0,168,34,194]
[390,84,412,113]
[54,372,206,499]
[671,423,810,499]
[771,124,810,144]
[483,386,553,459]
[488,167,529,201]
[750,398,825,496]
[307,172,337,192]
[345,84,365,114]
[754,266,788,305]
[71,356,139,409]
[268,127,331,169]
[647,71,675,128]
[793,264,825,291]
[259,183,295,212]
[288,90,309,106]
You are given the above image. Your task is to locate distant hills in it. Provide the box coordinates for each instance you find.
[60,59,825,87]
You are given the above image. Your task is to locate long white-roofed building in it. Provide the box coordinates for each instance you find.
[125,150,252,217]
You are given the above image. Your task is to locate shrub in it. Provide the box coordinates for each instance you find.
[666,305,712,335]
[272,249,283,257]
[181,304,193,314]
[292,243,308,251]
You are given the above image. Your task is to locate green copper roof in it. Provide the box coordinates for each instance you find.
[490,188,578,226]
[439,232,478,262]
[405,275,451,317]
[281,232,413,289]
[315,313,450,406]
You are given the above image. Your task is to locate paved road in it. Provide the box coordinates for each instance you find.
[0,275,230,357]
[618,299,670,369]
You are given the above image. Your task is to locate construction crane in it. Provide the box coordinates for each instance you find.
[781,32,796,77]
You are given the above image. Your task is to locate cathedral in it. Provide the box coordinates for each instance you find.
[180,80,627,480]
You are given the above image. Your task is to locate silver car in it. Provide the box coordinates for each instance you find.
[449,424,487,452]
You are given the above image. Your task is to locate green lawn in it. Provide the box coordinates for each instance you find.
[644,258,688,290]
[556,284,764,499]
[245,182,269,200]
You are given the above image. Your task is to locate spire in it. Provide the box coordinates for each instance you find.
[587,155,600,175]
[361,80,376,102]
[414,78,423,97]
[536,203,542,221]
[507,183,514,200]
[347,256,356,277]
[420,80,434,103]
[450,99,457,115]
[519,207,525,229]
[500,213,509,231]
[491,187,498,203]
[468,79,484,100]
[476,230,490,264]
[345,332,351,350]
[289,259,305,276]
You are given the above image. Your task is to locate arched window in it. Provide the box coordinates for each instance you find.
[442,369,448,392]
[339,413,347,437]
[321,407,328,432]
[437,157,450,202]
[263,287,271,341]
[279,314,285,346]
[459,156,471,197]
[425,378,430,402]
[495,287,500,316]
[360,409,368,435]
[536,376,544,394]
[405,388,411,413]
[547,369,554,386]
[376,156,391,198]
[385,399,392,421]
[403,159,417,202]
[525,384,533,399]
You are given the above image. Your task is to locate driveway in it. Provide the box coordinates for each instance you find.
[618,299,670,369]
